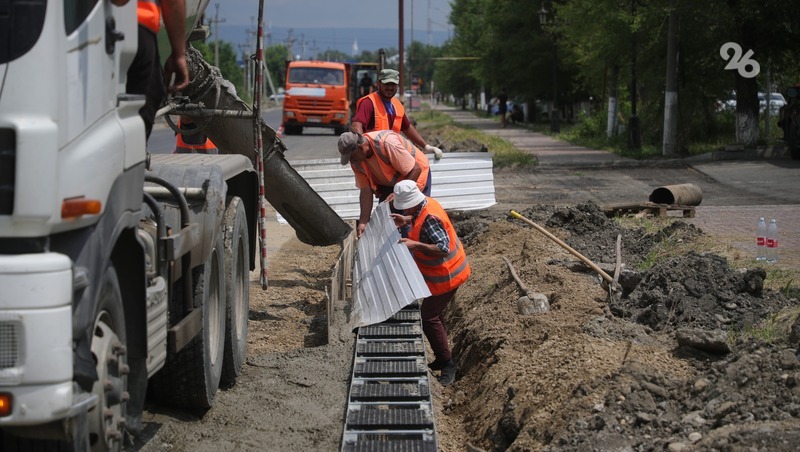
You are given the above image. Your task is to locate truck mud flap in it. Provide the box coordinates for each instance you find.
[182,47,351,246]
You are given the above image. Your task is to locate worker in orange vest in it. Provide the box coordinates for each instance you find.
[174,117,219,154]
[115,0,189,139]
[338,131,430,239]
[390,180,471,386]
[350,69,443,161]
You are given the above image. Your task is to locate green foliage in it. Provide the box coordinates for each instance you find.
[264,45,289,91]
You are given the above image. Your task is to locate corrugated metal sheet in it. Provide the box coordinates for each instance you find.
[350,203,431,328]
[278,152,495,223]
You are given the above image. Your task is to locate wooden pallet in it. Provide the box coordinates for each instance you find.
[603,202,696,218]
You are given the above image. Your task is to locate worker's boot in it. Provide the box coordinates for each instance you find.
[438,360,457,386]
[428,358,448,371]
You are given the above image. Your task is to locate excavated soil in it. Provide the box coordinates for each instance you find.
[133,168,800,452]
[436,203,800,451]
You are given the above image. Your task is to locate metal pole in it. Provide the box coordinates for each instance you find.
[254,0,268,290]
[399,0,405,101]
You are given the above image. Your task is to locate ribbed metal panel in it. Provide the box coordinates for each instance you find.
[350,202,431,328]
[282,152,496,223]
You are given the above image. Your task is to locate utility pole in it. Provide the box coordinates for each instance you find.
[286,29,296,61]
[399,0,404,101]
[209,3,226,67]
[662,0,679,156]
[238,42,249,96]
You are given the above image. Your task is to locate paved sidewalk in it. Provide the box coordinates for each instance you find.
[434,105,800,272]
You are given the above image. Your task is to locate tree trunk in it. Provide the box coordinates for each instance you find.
[734,20,759,147]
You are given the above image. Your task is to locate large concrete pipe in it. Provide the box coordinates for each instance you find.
[648,183,703,206]
[182,47,351,246]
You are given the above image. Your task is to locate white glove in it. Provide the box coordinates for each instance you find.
[425,144,443,160]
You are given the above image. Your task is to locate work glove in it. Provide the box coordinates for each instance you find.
[425,144,443,160]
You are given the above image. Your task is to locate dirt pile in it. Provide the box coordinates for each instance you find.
[434,203,800,451]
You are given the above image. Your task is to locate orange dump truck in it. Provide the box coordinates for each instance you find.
[281,60,379,136]
[282,60,351,135]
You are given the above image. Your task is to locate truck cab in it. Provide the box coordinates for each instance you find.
[281,60,351,135]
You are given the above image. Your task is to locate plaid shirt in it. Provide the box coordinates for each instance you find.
[411,199,451,253]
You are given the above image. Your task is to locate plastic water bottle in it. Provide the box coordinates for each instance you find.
[756,217,767,261]
[766,219,778,263]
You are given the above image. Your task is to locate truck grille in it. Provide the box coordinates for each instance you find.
[0,129,16,215]
[296,99,334,111]
[0,321,21,373]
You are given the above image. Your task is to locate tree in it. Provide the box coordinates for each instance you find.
[264,45,289,92]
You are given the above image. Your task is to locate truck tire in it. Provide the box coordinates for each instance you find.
[0,266,128,452]
[89,266,129,451]
[220,197,249,387]
[150,231,226,409]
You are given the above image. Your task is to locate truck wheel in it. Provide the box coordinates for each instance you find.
[150,231,226,409]
[89,265,128,452]
[220,197,250,387]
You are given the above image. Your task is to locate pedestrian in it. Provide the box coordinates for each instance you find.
[119,0,189,139]
[350,68,444,161]
[338,131,430,239]
[498,88,509,128]
[358,72,374,97]
[390,180,471,386]
[174,116,219,154]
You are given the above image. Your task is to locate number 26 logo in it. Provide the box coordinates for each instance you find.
[720,42,760,78]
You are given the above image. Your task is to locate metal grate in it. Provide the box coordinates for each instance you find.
[0,321,21,369]
[342,304,438,451]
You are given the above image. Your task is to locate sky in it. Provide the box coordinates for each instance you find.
[206,0,453,56]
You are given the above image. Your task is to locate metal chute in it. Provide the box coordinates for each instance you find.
[177,47,352,246]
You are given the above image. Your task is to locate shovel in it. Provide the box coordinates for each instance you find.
[502,256,550,314]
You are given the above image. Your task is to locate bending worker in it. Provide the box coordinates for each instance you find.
[350,69,444,161]
[390,180,471,386]
[338,131,430,239]
[174,116,219,154]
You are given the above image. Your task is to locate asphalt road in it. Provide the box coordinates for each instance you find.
[148,106,340,160]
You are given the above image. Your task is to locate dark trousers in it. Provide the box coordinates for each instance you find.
[420,288,458,362]
[126,25,165,140]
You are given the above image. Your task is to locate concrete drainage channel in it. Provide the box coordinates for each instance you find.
[340,303,438,451]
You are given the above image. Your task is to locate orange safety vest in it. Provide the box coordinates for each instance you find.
[356,92,405,132]
[351,130,429,195]
[137,0,161,34]
[175,120,219,154]
[408,197,471,295]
